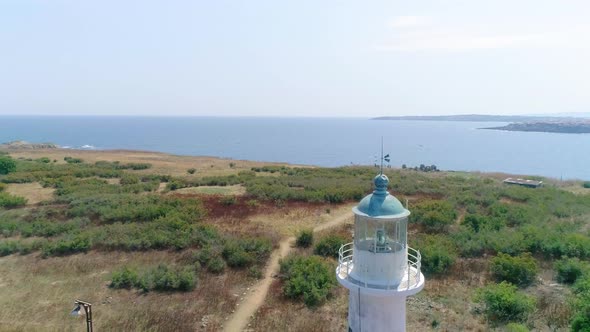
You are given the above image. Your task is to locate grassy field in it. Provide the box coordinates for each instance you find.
[1,147,590,331]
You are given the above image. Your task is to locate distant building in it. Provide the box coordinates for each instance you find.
[503,178,543,188]
[336,171,424,332]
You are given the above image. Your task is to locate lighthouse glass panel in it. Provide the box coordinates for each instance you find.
[354,215,407,253]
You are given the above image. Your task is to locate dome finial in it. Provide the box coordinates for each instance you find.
[373,173,389,195]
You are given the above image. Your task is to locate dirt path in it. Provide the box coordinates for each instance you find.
[222,210,353,332]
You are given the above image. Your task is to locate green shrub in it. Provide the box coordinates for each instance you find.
[219,196,237,206]
[41,236,91,257]
[415,235,457,276]
[187,168,196,175]
[0,240,19,256]
[462,214,505,233]
[555,257,589,284]
[36,157,51,164]
[475,281,536,323]
[0,156,17,175]
[0,183,5,192]
[490,253,538,287]
[139,265,196,292]
[248,266,263,279]
[280,255,336,307]
[505,323,530,332]
[120,175,140,185]
[583,182,590,189]
[0,192,27,208]
[110,267,139,289]
[207,256,226,274]
[571,309,590,332]
[570,275,590,331]
[411,200,456,233]
[296,229,313,248]
[64,156,83,164]
[196,246,226,273]
[314,235,347,258]
[222,237,272,268]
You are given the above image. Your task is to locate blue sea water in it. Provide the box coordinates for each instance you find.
[1,116,589,180]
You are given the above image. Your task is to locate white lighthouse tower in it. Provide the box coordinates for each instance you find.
[336,169,424,332]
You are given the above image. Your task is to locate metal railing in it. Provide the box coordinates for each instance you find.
[337,242,422,291]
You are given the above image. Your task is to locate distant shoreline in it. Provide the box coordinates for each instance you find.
[372,114,582,122]
[482,122,590,134]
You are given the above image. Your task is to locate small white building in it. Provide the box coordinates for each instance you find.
[336,172,424,332]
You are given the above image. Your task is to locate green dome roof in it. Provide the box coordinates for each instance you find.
[353,174,409,218]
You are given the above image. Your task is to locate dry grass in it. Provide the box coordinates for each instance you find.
[250,278,349,332]
[4,183,55,205]
[6,149,296,177]
[170,185,246,196]
[0,251,257,332]
[249,204,354,237]
[560,183,590,195]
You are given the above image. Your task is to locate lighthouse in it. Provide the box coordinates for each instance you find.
[336,170,424,332]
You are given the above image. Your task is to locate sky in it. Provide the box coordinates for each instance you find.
[1,0,590,117]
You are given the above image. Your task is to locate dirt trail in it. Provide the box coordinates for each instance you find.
[222,210,353,332]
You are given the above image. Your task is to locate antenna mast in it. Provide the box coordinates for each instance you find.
[380,136,384,175]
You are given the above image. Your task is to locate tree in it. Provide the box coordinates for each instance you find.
[0,156,16,175]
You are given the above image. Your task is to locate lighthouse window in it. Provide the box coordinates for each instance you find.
[354,215,408,253]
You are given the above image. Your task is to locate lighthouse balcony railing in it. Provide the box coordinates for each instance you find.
[337,242,422,291]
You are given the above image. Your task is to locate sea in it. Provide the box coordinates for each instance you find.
[1,116,589,180]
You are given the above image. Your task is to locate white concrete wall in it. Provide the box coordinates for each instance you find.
[351,248,407,286]
[348,289,407,332]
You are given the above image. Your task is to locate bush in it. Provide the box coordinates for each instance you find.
[219,196,237,206]
[139,265,196,292]
[64,156,83,164]
[207,256,226,274]
[110,267,139,289]
[280,255,336,307]
[120,175,140,185]
[571,309,590,332]
[41,236,91,257]
[296,229,313,248]
[196,246,226,273]
[248,266,263,279]
[505,323,530,332]
[475,281,536,323]
[0,192,27,208]
[314,235,347,258]
[187,168,196,175]
[490,253,538,287]
[583,182,590,189]
[555,257,589,284]
[412,200,456,233]
[0,240,19,256]
[222,237,272,268]
[415,235,457,276]
[0,156,17,175]
[570,275,590,331]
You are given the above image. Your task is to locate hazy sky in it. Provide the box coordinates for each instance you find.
[2,0,590,117]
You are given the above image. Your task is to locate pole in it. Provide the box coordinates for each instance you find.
[380,136,384,175]
[75,300,93,332]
